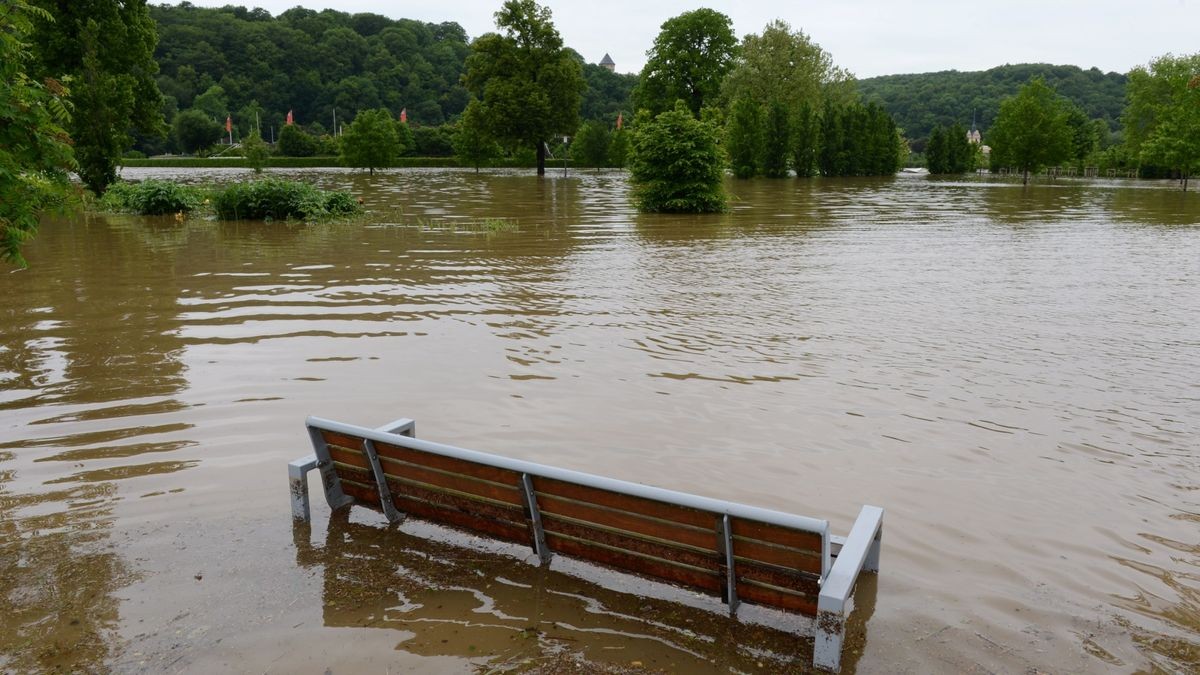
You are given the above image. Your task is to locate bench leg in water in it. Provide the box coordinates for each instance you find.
[289,455,320,521]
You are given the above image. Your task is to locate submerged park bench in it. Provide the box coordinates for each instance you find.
[289,416,883,672]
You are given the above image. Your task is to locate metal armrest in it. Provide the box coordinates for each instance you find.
[814,505,883,672]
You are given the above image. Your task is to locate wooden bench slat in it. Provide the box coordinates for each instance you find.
[321,430,370,455]
[535,492,719,552]
[544,532,724,594]
[541,514,721,573]
[736,559,821,595]
[535,477,714,529]
[378,460,524,506]
[374,440,522,486]
[733,537,823,575]
[736,580,818,615]
[731,517,824,552]
[340,478,531,544]
[327,445,369,469]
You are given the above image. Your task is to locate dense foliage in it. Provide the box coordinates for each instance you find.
[340,108,400,174]
[987,78,1073,183]
[463,0,584,175]
[725,96,763,179]
[817,101,905,177]
[628,103,726,213]
[1123,53,1200,189]
[149,3,470,132]
[858,64,1126,146]
[1,0,76,266]
[926,123,976,174]
[453,98,500,171]
[635,9,737,117]
[572,120,611,170]
[29,0,165,194]
[100,179,203,215]
[210,178,360,220]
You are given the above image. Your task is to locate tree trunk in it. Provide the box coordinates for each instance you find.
[536,140,546,176]
[369,166,374,176]
[1023,167,1029,185]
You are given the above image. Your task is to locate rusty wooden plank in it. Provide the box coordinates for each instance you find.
[340,477,381,505]
[541,515,721,573]
[374,441,521,485]
[393,492,529,544]
[344,476,529,543]
[535,493,718,552]
[736,559,821,596]
[543,533,724,594]
[378,461,524,506]
[733,537,823,575]
[384,477,525,523]
[534,477,714,529]
[736,580,819,616]
[731,517,823,552]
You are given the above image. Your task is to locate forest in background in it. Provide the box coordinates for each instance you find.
[858,64,1127,149]
[140,2,635,154]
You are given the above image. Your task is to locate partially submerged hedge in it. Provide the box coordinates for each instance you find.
[210,178,359,220]
[101,179,204,215]
[98,177,360,221]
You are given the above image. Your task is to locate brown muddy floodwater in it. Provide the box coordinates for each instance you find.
[1,168,1197,674]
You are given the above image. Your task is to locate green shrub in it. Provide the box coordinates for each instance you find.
[210,178,360,220]
[122,149,147,160]
[100,179,205,215]
[629,102,727,212]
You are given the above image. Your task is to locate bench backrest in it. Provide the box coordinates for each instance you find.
[309,417,830,617]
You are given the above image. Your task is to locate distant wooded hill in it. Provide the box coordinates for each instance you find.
[144,3,633,152]
[857,64,1127,144]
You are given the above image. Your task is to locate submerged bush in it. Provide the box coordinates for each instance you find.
[629,102,727,213]
[100,179,205,215]
[210,178,360,220]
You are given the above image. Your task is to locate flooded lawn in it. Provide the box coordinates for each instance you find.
[1,168,1197,673]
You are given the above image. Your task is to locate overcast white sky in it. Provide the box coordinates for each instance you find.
[182,0,1198,78]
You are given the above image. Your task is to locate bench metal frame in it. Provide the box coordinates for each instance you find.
[289,415,882,672]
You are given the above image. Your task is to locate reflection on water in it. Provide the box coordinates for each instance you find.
[292,510,873,673]
[0,169,1196,672]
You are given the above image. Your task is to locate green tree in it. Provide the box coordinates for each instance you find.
[573,120,610,171]
[340,108,400,175]
[2,0,76,266]
[726,96,763,178]
[242,128,269,173]
[791,101,819,177]
[635,9,737,117]
[722,20,853,115]
[1064,106,1098,171]
[463,0,584,176]
[945,122,975,173]
[1124,53,1200,190]
[192,84,228,120]
[452,98,500,171]
[629,101,726,212]
[28,0,164,194]
[608,128,630,168]
[987,77,1072,184]
[394,119,415,156]
[172,109,221,154]
[762,100,790,178]
[278,124,316,157]
[926,125,948,173]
